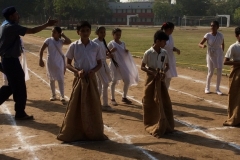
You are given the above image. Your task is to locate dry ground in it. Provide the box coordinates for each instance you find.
[0,35,239,160]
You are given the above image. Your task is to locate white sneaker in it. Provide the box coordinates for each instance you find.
[50,95,57,101]
[205,89,210,94]
[216,90,223,95]
[60,96,66,102]
[111,99,118,106]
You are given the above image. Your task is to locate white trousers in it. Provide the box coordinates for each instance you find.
[111,80,130,100]
[50,79,64,98]
[206,61,222,91]
[97,77,109,106]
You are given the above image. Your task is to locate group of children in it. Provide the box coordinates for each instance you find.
[6,20,238,141]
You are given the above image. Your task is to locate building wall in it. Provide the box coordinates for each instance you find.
[107,2,154,25]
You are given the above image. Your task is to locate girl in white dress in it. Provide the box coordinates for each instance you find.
[108,28,139,106]
[92,26,114,112]
[39,27,71,101]
[199,21,224,95]
[161,22,180,89]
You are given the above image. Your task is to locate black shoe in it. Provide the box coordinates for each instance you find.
[15,115,34,120]
[122,98,132,104]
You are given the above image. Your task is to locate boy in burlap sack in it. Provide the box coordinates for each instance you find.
[223,27,240,126]
[57,21,107,142]
[141,30,174,138]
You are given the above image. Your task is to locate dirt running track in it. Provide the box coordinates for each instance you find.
[0,35,239,160]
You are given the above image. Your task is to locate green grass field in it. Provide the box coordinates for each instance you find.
[34,26,237,73]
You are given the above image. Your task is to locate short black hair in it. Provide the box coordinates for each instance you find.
[77,21,91,31]
[95,26,106,34]
[235,27,240,36]
[112,28,121,35]
[161,22,175,31]
[211,20,219,27]
[154,30,169,43]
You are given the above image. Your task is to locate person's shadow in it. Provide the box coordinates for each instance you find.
[0,154,20,160]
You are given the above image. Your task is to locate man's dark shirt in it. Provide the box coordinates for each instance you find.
[0,23,27,58]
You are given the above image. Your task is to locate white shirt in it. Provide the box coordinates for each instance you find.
[92,38,107,60]
[204,32,224,49]
[164,35,178,78]
[225,41,240,61]
[66,39,103,72]
[142,47,168,70]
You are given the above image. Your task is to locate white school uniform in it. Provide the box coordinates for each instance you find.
[142,47,169,70]
[225,41,240,61]
[164,35,177,78]
[44,37,65,81]
[204,32,224,69]
[108,40,139,86]
[92,38,112,84]
[66,39,103,72]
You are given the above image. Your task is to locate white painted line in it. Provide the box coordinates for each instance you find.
[113,89,240,151]
[169,88,227,109]
[28,68,158,160]
[0,104,38,160]
[178,75,228,90]
[105,126,158,160]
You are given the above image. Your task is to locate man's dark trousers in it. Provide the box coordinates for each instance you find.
[0,57,27,117]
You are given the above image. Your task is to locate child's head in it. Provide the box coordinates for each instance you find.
[235,27,240,41]
[154,30,169,48]
[210,21,219,32]
[52,26,62,39]
[95,26,106,39]
[77,21,91,39]
[161,22,174,35]
[112,28,122,40]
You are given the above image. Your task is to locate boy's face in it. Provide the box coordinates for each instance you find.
[156,39,166,48]
[77,26,91,39]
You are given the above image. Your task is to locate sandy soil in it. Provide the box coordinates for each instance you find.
[0,35,239,160]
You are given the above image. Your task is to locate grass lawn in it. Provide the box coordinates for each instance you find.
[34,26,237,73]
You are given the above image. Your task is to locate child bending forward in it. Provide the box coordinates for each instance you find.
[141,30,174,138]
[57,21,107,142]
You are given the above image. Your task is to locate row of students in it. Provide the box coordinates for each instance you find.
[38,21,240,142]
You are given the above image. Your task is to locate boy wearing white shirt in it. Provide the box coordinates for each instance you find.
[141,30,174,138]
[57,21,107,142]
[223,27,240,126]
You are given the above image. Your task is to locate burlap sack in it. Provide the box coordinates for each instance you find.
[142,73,174,138]
[223,66,240,126]
[57,76,107,142]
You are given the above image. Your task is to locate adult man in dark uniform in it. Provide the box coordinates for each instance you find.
[0,6,57,120]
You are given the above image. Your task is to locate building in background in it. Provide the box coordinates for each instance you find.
[107,1,154,25]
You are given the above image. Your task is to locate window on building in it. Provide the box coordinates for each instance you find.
[127,9,131,13]
[142,9,145,13]
[117,9,122,13]
[136,9,141,13]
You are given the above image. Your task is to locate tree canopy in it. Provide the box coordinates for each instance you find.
[0,0,239,25]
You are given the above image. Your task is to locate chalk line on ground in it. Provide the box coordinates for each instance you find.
[0,104,38,160]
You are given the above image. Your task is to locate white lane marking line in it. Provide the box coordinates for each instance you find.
[28,69,158,160]
[105,126,158,160]
[169,88,227,109]
[0,104,38,160]
[178,75,228,90]
[182,126,234,133]
[135,64,229,90]
[114,89,240,151]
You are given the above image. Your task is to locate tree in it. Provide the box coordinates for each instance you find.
[234,7,240,24]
